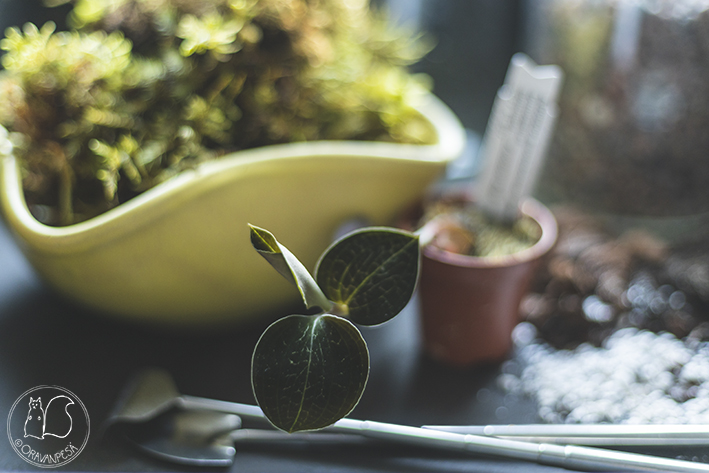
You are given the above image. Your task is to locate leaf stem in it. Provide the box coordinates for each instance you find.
[58,153,75,226]
[329,302,350,318]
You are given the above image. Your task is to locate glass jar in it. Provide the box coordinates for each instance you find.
[527,0,709,241]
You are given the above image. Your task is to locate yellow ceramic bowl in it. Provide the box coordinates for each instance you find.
[0,93,464,326]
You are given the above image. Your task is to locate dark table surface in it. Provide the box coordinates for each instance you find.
[6,202,709,473]
[5,207,709,473]
[0,210,577,472]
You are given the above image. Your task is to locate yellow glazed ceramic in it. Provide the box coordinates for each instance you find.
[0,93,464,326]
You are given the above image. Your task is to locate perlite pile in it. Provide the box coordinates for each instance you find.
[500,206,709,424]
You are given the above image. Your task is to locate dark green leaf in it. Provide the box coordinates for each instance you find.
[251,314,369,433]
[249,224,332,312]
[315,228,420,326]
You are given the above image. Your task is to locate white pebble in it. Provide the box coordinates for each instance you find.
[507,329,709,424]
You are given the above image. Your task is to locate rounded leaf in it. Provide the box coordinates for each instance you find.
[251,314,369,433]
[315,228,420,326]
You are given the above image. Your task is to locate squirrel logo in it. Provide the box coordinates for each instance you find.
[23,395,74,440]
[9,385,89,468]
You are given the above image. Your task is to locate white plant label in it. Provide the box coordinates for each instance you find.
[476,53,563,222]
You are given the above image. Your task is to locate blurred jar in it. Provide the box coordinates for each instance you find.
[527,0,709,241]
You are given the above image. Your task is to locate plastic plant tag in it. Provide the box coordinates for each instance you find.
[476,53,564,222]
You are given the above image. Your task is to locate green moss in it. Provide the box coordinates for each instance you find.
[0,0,435,225]
[423,201,542,258]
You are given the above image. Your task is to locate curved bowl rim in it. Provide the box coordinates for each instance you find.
[1,93,465,254]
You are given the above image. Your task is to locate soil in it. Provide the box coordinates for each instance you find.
[420,199,542,257]
[521,205,709,350]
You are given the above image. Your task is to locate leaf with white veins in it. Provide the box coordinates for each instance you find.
[315,228,420,325]
[251,314,369,432]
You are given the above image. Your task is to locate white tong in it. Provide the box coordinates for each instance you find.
[182,396,709,472]
[423,423,709,447]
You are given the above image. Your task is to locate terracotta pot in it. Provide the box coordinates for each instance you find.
[418,197,557,366]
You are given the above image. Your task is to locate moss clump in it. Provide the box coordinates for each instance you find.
[0,0,435,225]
